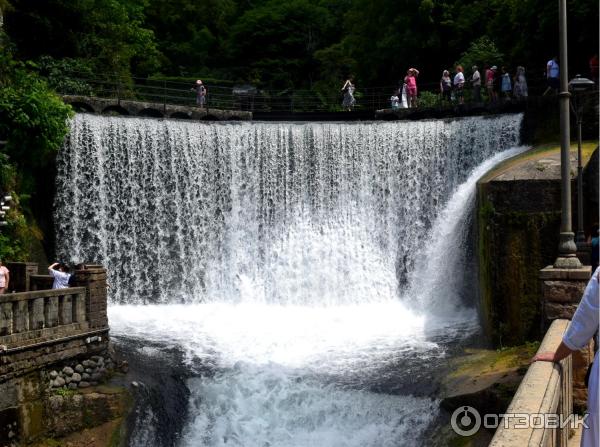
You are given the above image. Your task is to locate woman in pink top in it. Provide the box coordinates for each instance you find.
[404,68,419,108]
[485,65,497,102]
[0,260,9,294]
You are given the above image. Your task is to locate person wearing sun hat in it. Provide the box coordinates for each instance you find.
[193,80,207,108]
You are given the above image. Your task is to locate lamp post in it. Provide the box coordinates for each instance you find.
[553,0,582,269]
[568,75,595,253]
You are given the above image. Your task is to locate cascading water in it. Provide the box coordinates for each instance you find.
[55,113,525,446]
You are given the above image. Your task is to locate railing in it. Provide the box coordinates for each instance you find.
[0,287,88,347]
[44,69,593,114]
[490,319,573,447]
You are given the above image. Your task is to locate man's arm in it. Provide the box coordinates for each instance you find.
[532,341,574,363]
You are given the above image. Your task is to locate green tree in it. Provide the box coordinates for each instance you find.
[225,0,337,88]
[458,37,504,72]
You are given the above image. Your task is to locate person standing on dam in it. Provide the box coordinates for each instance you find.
[533,268,599,447]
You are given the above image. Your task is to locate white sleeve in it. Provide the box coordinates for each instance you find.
[563,269,600,351]
[48,269,57,278]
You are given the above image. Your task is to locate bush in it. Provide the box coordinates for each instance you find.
[418,90,440,108]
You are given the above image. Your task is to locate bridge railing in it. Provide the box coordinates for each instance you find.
[489,319,573,447]
[44,69,598,114]
[0,287,88,347]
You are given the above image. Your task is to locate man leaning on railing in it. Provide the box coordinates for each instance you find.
[533,267,599,447]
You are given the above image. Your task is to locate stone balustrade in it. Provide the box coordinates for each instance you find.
[0,287,88,345]
[0,264,109,381]
[489,319,573,446]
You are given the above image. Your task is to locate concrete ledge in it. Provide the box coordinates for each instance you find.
[490,319,572,447]
[539,266,592,280]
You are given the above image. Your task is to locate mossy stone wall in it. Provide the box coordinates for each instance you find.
[477,179,562,346]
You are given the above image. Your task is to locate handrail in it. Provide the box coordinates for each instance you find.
[0,287,89,340]
[489,319,572,447]
[0,287,86,303]
[48,70,599,114]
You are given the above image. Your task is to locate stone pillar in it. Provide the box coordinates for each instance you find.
[540,265,593,410]
[5,263,39,292]
[72,265,108,330]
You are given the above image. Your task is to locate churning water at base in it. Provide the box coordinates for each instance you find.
[55,114,525,446]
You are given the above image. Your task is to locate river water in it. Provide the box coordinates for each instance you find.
[55,114,524,446]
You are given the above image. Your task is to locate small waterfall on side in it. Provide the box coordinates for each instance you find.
[54,113,524,446]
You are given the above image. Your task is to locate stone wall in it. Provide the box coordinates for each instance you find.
[477,147,599,346]
[0,264,114,445]
[477,179,562,345]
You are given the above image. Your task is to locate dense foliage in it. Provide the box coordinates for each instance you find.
[0,24,73,261]
[4,0,599,90]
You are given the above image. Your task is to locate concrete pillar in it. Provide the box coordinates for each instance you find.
[0,302,12,336]
[58,295,72,325]
[5,263,38,292]
[29,298,44,330]
[44,297,59,328]
[540,265,593,410]
[13,301,28,333]
[72,265,108,330]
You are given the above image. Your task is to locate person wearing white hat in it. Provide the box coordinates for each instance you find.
[193,80,207,108]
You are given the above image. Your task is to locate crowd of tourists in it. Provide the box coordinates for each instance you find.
[341,53,599,111]
[389,64,530,110]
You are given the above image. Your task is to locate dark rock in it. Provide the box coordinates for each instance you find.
[75,364,84,373]
[49,370,58,380]
[78,381,90,388]
[68,382,78,390]
[62,366,74,376]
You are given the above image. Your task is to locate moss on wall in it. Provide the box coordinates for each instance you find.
[477,182,562,346]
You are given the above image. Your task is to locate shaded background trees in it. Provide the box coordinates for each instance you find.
[3,0,599,90]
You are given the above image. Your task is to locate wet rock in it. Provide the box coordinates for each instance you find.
[85,368,93,374]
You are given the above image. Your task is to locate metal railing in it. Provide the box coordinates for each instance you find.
[45,70,598,114]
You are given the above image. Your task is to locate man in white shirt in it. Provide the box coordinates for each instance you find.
[453,66,466,105]
[48,262,71,289]
[534,268,599,447]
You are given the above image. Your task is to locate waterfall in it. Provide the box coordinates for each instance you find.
[55,113,522,309]
[55,113,525,446]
